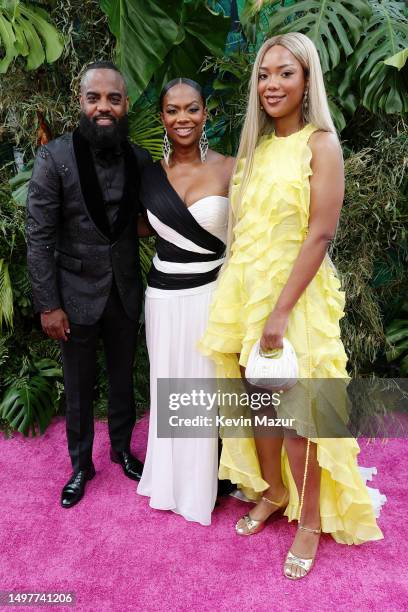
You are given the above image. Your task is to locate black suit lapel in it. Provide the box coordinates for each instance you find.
[72,128,112,239]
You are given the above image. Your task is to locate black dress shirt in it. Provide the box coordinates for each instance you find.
[91,146,125,230]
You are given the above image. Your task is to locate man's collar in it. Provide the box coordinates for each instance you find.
[92,143,124,162]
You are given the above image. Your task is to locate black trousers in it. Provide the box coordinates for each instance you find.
[60,283,139,472]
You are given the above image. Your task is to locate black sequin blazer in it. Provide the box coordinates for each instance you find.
[26,132,152,324]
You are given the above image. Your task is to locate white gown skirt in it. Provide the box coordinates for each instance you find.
[137,281,219,526]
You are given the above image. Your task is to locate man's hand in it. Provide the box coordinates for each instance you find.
[40,308,70,341]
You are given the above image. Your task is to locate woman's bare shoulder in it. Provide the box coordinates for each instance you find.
[207,150,236,174]
[309,131,343,171]
[309,130,341,156]
[207,149,235,162]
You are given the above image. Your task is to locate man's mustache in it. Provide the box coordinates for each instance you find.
[92,114,117,123]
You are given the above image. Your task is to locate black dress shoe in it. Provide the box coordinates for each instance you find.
[61,464,96,509]
[217,478,236,497]
[110,449,143,481]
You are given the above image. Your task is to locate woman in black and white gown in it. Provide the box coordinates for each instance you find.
[137,78,234,525]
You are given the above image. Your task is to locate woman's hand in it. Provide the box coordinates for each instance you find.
[260,309,289,352]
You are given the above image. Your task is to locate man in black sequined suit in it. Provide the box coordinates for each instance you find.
[26,62,152,508]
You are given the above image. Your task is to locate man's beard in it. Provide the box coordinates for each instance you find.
[79,112,129,149]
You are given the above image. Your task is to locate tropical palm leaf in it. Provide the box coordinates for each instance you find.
[0,334,9,368]
[152,1,231,93]
[340,0,408,114]
[9,162,33,206]
[35,358,63,378]
[0,258,13,329]
[0,1,64,73]
[19,4,64,64]
[0,358,62,436]
[129,107,160,282]
[400,353,408,376]
[0,5,16,73]
[386,313,408,375]
[128,107,164,161]
[0,376,53,435]
[260,0,372,73]
[30,338,61,363]
[323,66,359,131]
[384,47,408,69]
[100,0,230,103]
[139,238,156,287]
[100,0,181,103]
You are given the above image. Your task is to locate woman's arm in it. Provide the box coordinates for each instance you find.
[260,131,344,351]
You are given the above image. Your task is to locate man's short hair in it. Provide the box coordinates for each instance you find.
[80,61,127,95]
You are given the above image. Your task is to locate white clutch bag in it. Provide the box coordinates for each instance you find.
[245,338,298,391]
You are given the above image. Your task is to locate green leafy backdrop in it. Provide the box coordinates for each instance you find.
[0,0,407,436]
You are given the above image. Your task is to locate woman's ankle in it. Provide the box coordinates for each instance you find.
[263,483,287,500]
[298,509,320,530]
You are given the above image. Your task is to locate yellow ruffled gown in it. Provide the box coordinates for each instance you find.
[199,124,384,545]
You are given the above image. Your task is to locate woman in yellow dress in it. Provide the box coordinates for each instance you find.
[199,32,384,579]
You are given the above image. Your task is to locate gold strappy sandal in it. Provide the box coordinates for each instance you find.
[283,524,321,580]
[283,438,321,580]
[235,490,289,536]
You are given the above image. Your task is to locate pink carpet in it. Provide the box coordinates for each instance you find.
[0,417,406,612]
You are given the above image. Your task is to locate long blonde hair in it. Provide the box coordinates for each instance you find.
[225,32,336,257]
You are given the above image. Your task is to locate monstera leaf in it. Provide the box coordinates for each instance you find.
[154,2,230,92]
[0,359,62,436]
[340,0,408,114]
[100,0,230,103]
[240,0,297,43]
[0,0,64,73]
[384,47,408,69]
[260,0,372,73]
[9,160,33,206]
[100,0,179,103]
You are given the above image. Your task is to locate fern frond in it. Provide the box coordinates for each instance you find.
[0,258,14,329]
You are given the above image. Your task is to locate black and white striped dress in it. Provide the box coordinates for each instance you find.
[137,161,228,526]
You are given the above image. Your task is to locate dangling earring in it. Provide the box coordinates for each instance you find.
[199,124,208,163]
[302,87,309,120]
[163,129,171,166]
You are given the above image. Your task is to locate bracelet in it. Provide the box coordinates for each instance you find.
[259,346,283,359]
